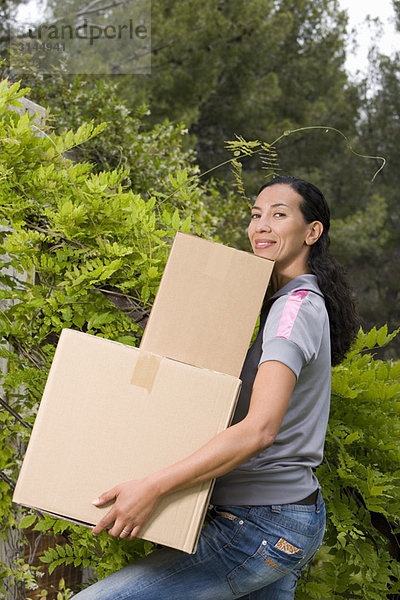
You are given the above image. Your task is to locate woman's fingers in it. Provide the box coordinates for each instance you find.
[119,524,141,540]
[92,485,118,507]
[91,505,141,539]
[119,526,132,538]
[92,512,130,537]
[91,485,121,535]
[101,519,141,539]
[91,510,115,535]
[108,518,132,538]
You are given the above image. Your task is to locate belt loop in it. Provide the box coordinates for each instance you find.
[271,505,281,513]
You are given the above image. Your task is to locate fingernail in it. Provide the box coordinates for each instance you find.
[92,498,100,505]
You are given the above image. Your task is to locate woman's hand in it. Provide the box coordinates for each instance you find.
[91,478,161,540]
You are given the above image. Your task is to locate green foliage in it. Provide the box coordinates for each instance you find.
[127,0,353,177]
[34,517,154,580]
[0,79,399,598]
[0,79,216,596]
[297,325,400,599]
[8,64,220,241]
[330,194,389,262]
[0,556,45,598]
[4,0,356,187]
[15,71,195,193]
[5,0,399,349]
[207,129,386,252]
[224,135,281,198]
[350,52,400,347]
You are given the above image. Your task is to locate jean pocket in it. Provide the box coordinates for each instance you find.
[202,507,246,552]
[227,535,306,595]
[214,509,237,521]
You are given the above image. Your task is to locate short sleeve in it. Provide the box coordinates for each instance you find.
[259,290,325,378]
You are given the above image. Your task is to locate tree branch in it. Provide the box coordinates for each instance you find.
[97,285,149,328]
[76,0,130,18]
[0,470,15,489]
[0,396,32,430]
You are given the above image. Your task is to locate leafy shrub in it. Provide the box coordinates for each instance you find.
[0,78,214,597]
[0,80,399,599]
[297,326,400,600]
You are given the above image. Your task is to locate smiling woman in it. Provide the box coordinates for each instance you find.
[72,176,360,600]
[248,184,323,291]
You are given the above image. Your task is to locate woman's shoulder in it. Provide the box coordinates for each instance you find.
[270,277,326,319]
[264,279,328,348]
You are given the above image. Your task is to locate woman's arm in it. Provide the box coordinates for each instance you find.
[91,360,296,539]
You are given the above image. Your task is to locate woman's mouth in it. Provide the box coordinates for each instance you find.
[254,239,276,249]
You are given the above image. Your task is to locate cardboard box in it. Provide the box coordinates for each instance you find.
[13,329,241,553]
[13,233,274,552]
[140,232,274,376]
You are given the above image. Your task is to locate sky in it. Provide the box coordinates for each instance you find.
[16,0,400,76]
[338,0,400,75]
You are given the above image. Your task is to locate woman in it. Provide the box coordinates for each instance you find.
[73,175,359,599]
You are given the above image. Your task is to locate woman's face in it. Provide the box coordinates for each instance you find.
[248,184,321,275]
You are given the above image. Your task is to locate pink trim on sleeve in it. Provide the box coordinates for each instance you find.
[276,290,309,339]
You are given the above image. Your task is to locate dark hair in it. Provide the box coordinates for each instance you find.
[258,175,359,366]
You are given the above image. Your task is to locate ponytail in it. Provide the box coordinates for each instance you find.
[307,234,359,365]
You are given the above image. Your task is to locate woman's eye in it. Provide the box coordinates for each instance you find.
[274,212,285,218]
[251,213,260,219]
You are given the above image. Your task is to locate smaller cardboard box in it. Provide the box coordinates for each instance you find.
[13,329,241,553]
[140,232,274,376]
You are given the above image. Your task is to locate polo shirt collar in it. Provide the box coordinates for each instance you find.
[270,274,324,300]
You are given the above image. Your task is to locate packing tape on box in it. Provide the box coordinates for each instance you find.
[130,351,161,393]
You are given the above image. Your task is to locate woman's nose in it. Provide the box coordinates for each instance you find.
[255,217,272,232]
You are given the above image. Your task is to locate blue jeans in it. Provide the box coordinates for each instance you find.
[73,490,325,599]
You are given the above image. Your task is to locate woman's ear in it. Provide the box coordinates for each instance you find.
[305,221,324,246]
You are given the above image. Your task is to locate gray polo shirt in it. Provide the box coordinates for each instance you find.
[211,274,331,505]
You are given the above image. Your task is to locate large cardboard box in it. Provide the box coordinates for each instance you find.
[13,233,274,553]
[13,329,241,553]
[140,232,274,376]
